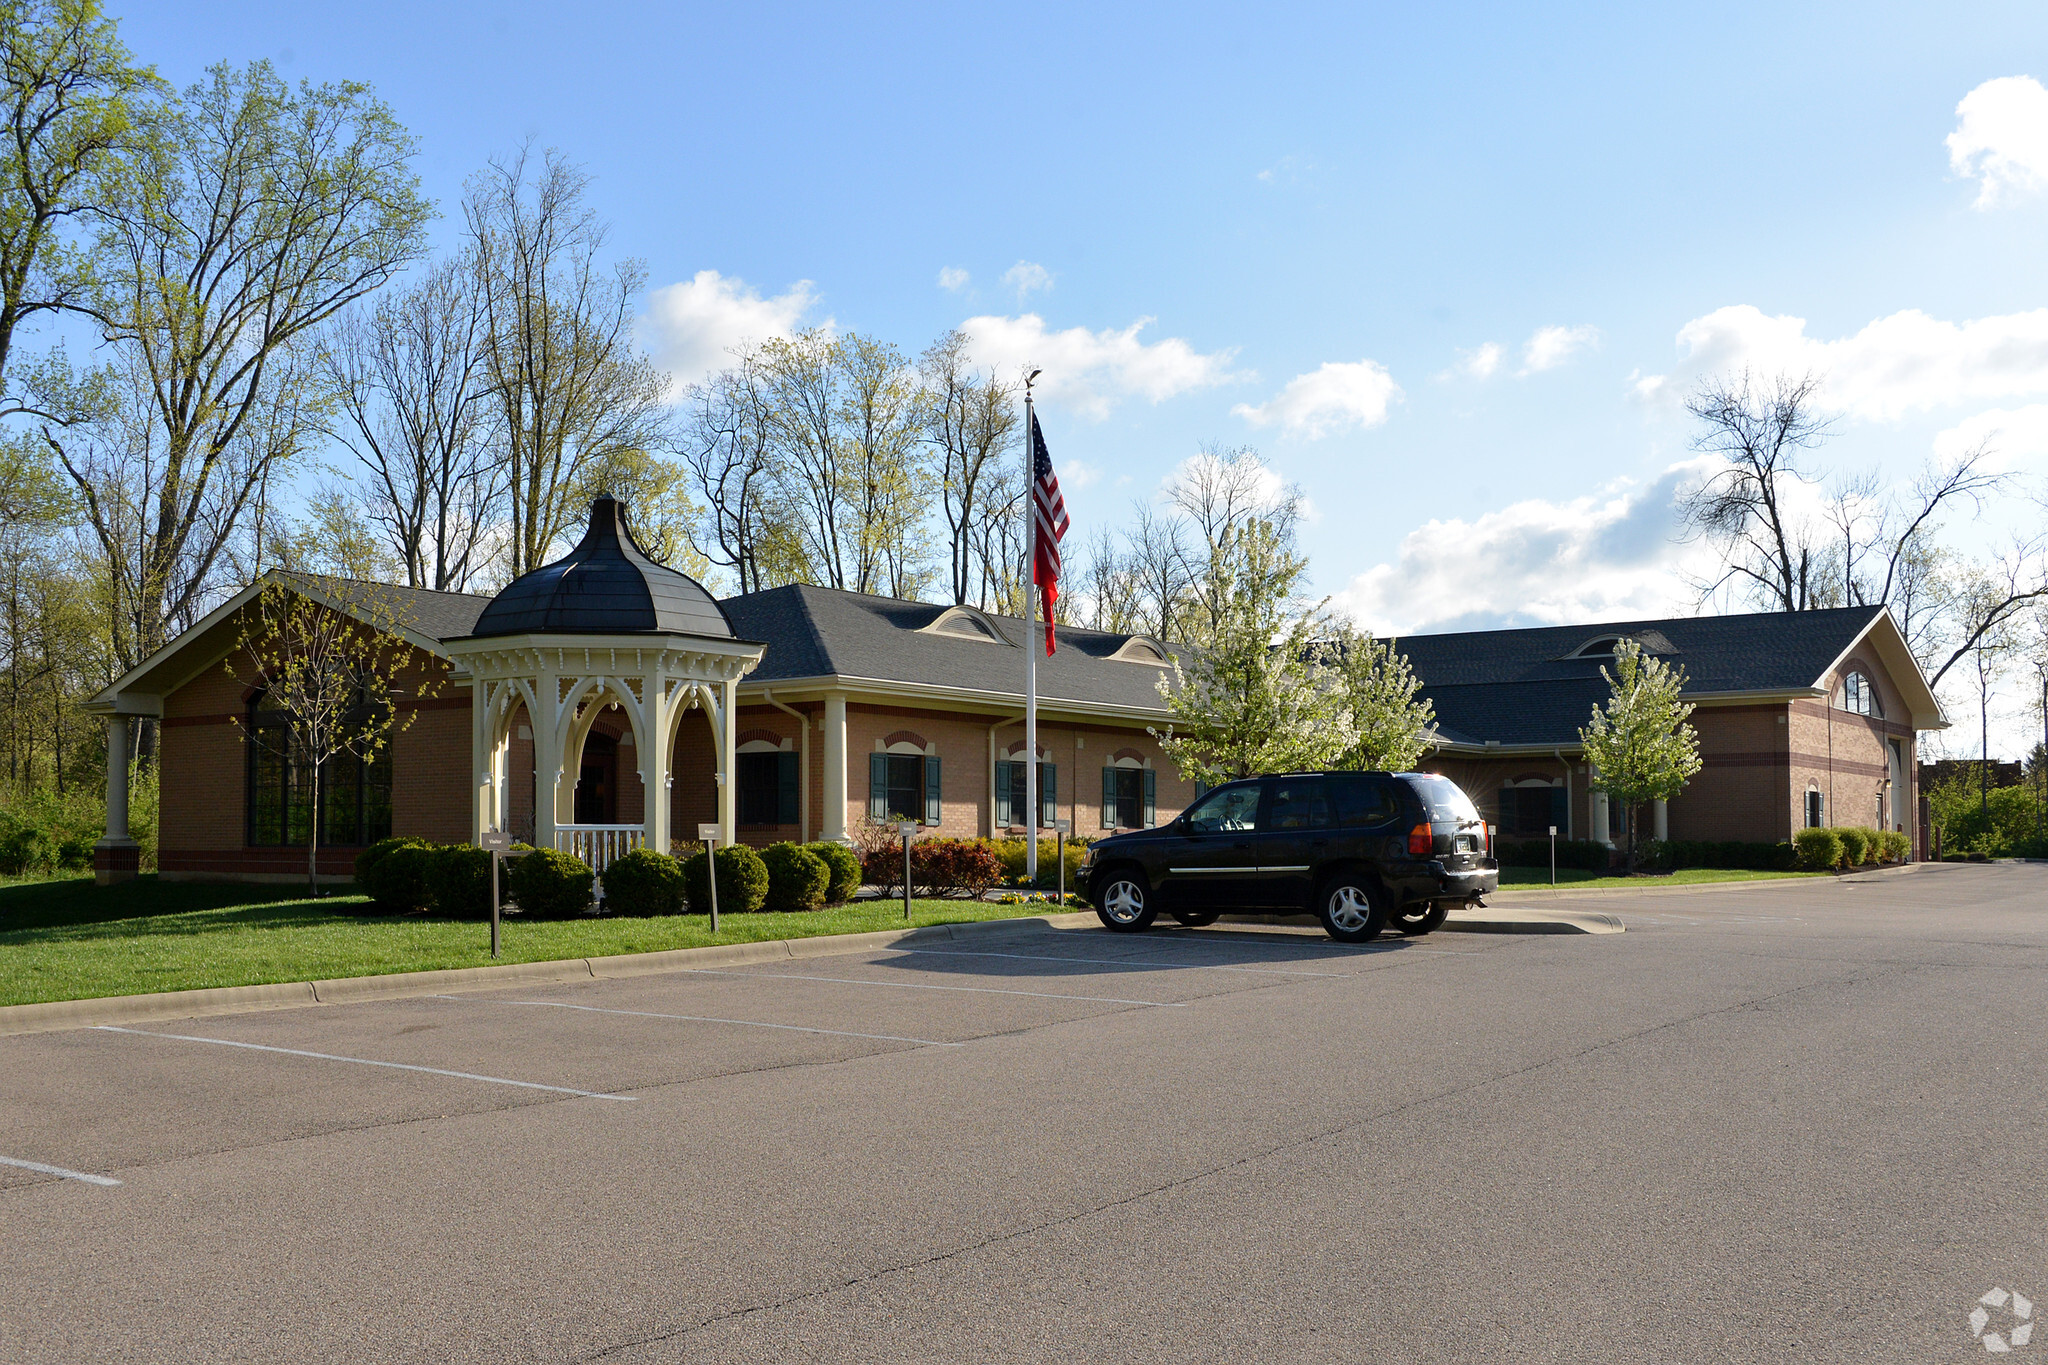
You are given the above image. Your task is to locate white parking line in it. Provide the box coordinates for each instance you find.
[677,966,1190,1006]
[485,999,966,1046]
[886,947,1347,978]
[94,1026,635,1101]
[0,1155,120,1187]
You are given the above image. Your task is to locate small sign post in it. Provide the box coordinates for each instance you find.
[1548,825,1557,887]
[699,823,723,934]
[897,821,919,920]
[1054,818,1072,905]
[480,828,510,958]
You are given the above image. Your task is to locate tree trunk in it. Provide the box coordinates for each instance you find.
[1624,802,1637,875]
[308,759,322,898]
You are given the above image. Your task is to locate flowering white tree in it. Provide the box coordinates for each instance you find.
[1329,626,1438,772]
[1579,639,1702,873]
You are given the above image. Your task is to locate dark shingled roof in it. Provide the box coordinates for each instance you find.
[467,499,735,640]
[1390,605,1885,746]
[722,584,1174,711]
[276,573,492,643]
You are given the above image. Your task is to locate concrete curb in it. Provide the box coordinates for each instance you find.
[0,911,1103,1038]
[1489,861,1945,901]
[1442,908,1624,935]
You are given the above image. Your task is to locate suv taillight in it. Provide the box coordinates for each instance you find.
[1408,824,1432,857]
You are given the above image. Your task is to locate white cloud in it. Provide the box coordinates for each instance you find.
[1933,403,2048,472]
[1634,303,2048,420]
[1002,260,1053,300]
[1333,464,1711,636]
[937,266,970,292]
[640,270,820,389]
[1062,457,1103,491]
[1231,359,1401,439]
[1948,75,2048,208]
[1520,324,1600,374]
[959,313,1243,418]
[1456,342,1504,380]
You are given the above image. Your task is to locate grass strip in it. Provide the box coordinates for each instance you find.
[0,876,1081,1008]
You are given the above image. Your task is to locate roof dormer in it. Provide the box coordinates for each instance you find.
[921,605,1014,646]
[1110,635,1172,666]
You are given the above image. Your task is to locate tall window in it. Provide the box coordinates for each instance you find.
[245,690,393,848]
[1101,765,1154,829]
[995,760,1056,828]
[1805,789,1824,829]
[869,752,940,825]
[737,751,799,826]
[1840,671,1883,717]
[1500,783,1567,836]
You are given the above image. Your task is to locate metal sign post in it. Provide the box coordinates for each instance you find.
[699,823,723,934]
[897,821,919,921]
[1548,825,1557,887]
[480,828,510,958]
[1054,818,1071,905]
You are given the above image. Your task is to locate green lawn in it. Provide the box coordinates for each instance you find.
[0,877,1085,1009]
[1497,865,1821,890]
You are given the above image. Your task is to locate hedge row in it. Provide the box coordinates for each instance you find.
[351,837,865,919]
[1792,826,1910,870]
[1499,837,1802,872]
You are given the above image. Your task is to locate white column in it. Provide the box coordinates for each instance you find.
[1652,798,1669,842]
[644,676,671,857]
[534,666,562,853]
[471,680,492,842]
[718,677,738,847]
[822,691,848,841]
[1591,789,1613,847]
[95,714,138,885]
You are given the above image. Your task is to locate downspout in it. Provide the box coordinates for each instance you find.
[763,689,809,843]
[1554,748,1573,840]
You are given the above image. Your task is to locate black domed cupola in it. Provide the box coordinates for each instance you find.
[470,497,734,639]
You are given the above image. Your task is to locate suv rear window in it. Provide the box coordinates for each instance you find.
[1406,775,1481,824]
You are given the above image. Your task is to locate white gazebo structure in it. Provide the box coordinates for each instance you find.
[443,498,763,867]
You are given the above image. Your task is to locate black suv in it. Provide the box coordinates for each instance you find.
[1080,771,1498,943]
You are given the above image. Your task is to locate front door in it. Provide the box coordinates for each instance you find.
[576,734,617,824]
[1157,783,1264,911]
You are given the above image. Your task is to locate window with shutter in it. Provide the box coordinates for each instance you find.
[1101,767,1116,829]
[777,752,800,825]
[924,755,943,825]
[1040,764,1057,827]
[869,753,889,821]
[1142,768,1156,827]
[995,760,1016,827]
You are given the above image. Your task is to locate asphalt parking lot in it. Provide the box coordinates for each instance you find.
[2,862,2044,1363]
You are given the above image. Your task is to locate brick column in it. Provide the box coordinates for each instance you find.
[94,714,140,885]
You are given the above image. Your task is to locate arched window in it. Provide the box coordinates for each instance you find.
[1839,671,1884,717]
[245,688,394,848]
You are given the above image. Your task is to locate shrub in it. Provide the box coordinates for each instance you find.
[1793,827,1842,871]
[1495,838,1612,871]
[506,846,594,918]
[1836,826,1871,867]
[428,844,496,919]
[911,838,1004,898]
[760,842,830,911]
[989,835,1092,889]
[1880,829,1912,862]
[360,838,435,911]
[805,841,862,903]
[683,844,769,914]
[601,847,686,916]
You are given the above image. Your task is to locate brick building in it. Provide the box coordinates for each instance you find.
[86,502,1948,884]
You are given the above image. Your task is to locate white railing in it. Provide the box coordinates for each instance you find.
[556,824,644,874]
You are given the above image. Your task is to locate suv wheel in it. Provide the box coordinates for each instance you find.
[1095,873,1157,932]
[1316,874,1387,944]
[1392,901,1450,936]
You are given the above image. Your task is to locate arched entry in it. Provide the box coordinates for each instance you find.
[575,733,618,825]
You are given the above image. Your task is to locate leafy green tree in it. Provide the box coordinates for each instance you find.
[1578,638,1702,873]
[0,0,159,405]
[1329,625,1438,771]
[1151,519,1353,784]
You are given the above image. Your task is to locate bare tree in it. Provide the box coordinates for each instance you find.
[1927,537,2048,691]
[465,144,666,577]
[838,332,928,598]
[920,330,1017,605]
[1075,524,1142,633]
[1166,444,1303,641]
[678,348,777,593]
[321,255,497,591]
[1124,503,1193,644]
[1679,371,1833,611]
[759,327,845,587]
[45,61,429,682]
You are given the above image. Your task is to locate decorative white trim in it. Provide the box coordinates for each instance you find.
[919,605,1016,647]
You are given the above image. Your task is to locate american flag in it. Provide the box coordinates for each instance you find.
[1029,411,1068,654]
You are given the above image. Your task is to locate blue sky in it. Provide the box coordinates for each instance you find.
[126,1,2048,657]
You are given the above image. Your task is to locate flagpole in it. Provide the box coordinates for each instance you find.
[1023,372,1039,886]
